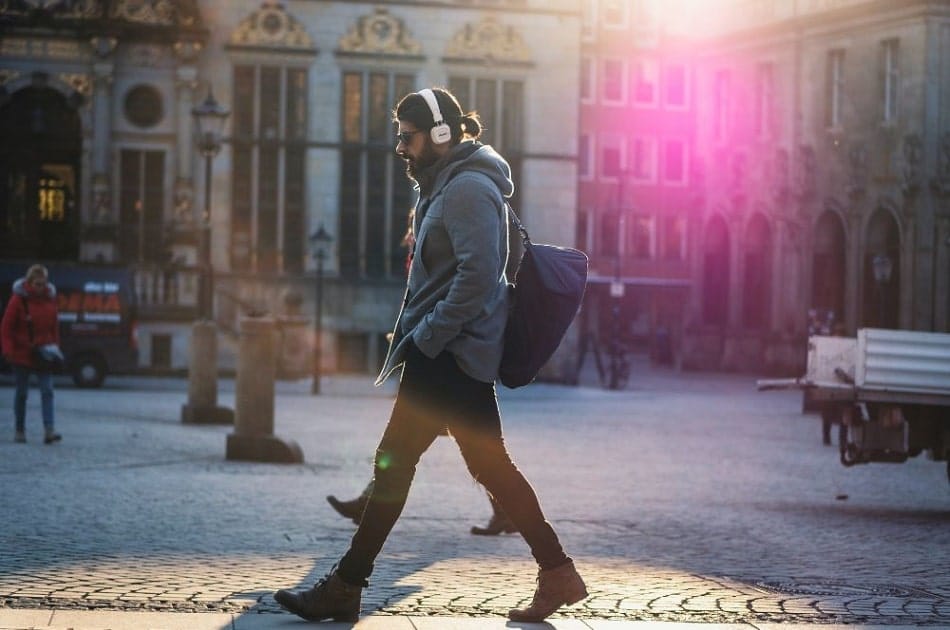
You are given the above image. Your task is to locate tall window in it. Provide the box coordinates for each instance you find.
[231,64,308,273]
[118,149,164,263]
[662,214,687,261]
[628,215,654,259]
[714,70,730,142]
[339,71,416,279]
[881,38,899,123]
[599,134,624,179]
[602,58,626,104]
[631,136,656,182]
[826,49,845,128]
[448,76,524,210]
[755,62,773,138]
[634,59,658,106]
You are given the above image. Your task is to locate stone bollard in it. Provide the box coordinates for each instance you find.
[226,316,303,463]
[181,320,234,425]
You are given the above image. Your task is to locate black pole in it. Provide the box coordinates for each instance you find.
[202,152,214,321]
[311,251,324,395]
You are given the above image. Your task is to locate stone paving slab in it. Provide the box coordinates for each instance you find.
[1,365,948,626]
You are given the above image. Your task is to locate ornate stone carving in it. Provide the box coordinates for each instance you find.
[931,131,950,198]
[90,36,118,59]
[173,40,203,63]
[229,2,315,52]
[0,0,100,18]
[444,16,532,65]
[58,73,92,99]
[111,0,175,24]
[338,7,421,57]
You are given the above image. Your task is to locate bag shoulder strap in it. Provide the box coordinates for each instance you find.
[505,204,532,246]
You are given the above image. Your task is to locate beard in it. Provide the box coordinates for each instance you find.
[405,143,441,182]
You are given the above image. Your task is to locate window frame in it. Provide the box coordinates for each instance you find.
[881,38,899,124]
[601,57,628,106]
[633,58,659,108]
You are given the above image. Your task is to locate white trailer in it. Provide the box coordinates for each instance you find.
[758,328,950,481]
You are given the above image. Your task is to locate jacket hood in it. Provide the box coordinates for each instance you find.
[426,142,514,201]
[12,277,57,299]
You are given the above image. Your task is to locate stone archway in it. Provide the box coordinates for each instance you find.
[0,86,82,260]
[862,209,900,328]
[811,210,846,331]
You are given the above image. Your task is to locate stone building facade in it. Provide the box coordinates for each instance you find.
[680,0,950,374]
[0,0,581,376]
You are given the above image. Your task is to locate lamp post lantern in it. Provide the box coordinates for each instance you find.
[191,86,230,320]
[872,253,893,328]
[309,224,333,395]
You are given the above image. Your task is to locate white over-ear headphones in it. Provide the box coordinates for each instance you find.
[419,88,452,144]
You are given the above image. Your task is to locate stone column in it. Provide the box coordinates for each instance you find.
[226,317,303,463]
[181,321,233,424]
[90,51,114,225]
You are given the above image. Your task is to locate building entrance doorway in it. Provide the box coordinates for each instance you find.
[0,86,81,261]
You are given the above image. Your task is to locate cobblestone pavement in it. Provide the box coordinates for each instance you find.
[1,359,948,625]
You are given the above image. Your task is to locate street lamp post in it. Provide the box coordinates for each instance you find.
[309,224,333,395]
[872,253,893,328]
[192,87,230,319]
[181,85,232,426]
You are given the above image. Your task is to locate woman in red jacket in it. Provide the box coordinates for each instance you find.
[1,264,62,444]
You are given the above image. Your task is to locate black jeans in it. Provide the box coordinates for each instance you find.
[337,344,569,585]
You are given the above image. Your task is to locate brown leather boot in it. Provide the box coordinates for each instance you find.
[274,571,362,622]
[470,510,518,535]
[326,494,367,524]
[508,560,588,622]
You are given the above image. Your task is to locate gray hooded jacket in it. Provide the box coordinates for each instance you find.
[376,142,513,385]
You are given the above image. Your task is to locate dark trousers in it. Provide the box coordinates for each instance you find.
[337,344,568,585]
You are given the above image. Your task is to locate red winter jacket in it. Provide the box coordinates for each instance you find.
[1,278,60,369]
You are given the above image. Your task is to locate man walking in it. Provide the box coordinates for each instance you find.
[274,87,587,622]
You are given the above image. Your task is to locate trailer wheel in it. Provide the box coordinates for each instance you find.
[71,353,106,388]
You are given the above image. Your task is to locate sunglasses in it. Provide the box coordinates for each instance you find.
[396,130,423,145]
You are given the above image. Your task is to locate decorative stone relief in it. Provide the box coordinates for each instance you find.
[111,0,175,24]
[173,40,203,63]
[444,16,531,65]
[90,36,118,59]
[58,73,92,99]
[900,133,922,197]
[931,132,950,197]
[0,0,100,18]
[229,2,315,51]
[338,7,421,57]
